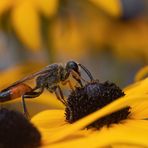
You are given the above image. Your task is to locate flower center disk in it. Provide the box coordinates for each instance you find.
[65,80,131,129]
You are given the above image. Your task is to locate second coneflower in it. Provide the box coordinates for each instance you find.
[65,80,130,129]
[31,75,148,148]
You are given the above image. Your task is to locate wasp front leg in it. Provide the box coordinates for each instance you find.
[69,70,86,87]
[62,80,74,91]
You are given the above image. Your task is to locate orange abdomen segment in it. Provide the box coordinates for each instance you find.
[0,83,32,102]
[10,83,32,99]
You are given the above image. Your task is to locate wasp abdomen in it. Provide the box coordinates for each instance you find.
[0,89,11,102]
[0,83,32,102]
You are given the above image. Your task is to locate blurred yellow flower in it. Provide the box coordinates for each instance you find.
[0,0,58,51]
[89,0,122,17]
[134,66,148,82]
[0,0,148,61]
[31,77,148,147]
[50,16,87,60]
[50,1,148,61]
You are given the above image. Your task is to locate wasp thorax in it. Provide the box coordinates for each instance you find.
[65,81,131,129]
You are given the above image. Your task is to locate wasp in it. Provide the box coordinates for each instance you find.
[0,61,93,118]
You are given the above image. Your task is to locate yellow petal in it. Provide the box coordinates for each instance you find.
[31,110,65,129]
[124,78,148,119]
[130,101,148,119]
[124,78,148,96]
[89,0,121,17]
[40,128,92,147]
[123,81,141,93]
[124,119,148,130]
[45,95,148,143]
[35,0,58,17]
[49,120,148,148]
[134,66,148,82]
[2,93,64,117]
[110,144,145,148]
[31,110,66,146]
[11,2,42,51]
[31,110,92,146]
[0,0,12,16]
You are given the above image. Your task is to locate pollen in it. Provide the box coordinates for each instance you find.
[0,108,41,148]
[65,80,131,129]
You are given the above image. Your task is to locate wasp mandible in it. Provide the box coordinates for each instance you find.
[0,61,93,118]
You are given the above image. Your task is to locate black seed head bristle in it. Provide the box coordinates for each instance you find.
[0,108,41,148]
[65,80,131,129]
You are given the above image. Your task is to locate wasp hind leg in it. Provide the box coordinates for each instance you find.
[22,87,44,119]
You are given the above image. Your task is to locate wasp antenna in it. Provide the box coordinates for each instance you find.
[78,63,94,81]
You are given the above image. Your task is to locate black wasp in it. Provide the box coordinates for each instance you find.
[0,61,93,118]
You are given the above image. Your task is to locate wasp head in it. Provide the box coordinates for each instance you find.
[65,61,83,87]
[66,61,80,75]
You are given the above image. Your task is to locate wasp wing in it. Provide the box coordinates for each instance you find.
[2,64,58,90]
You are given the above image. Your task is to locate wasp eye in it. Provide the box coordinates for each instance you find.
[66,61,79,72]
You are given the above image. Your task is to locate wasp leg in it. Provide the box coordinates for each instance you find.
[70,70,86,87]
[62,80,74,91]
[22,87,44,119]
[57,84,73,121]
[55,86,67,105]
